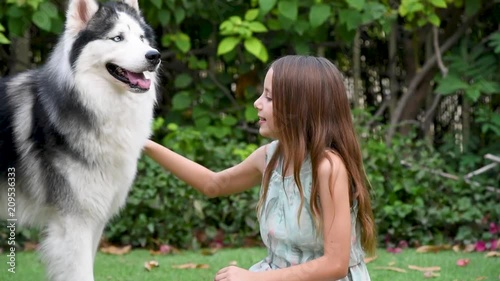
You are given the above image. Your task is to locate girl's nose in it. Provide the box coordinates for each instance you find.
[253,97,260,109]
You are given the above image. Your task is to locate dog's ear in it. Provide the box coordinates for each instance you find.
[66,0,99,35]
[121,0,139,13]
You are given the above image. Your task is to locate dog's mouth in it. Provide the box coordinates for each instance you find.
[106,63,151,93]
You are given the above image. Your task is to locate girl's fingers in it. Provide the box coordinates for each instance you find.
[214,267,229,281]
[214,272,227,281]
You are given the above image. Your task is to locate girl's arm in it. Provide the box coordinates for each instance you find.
[215,152,352,281]
[143,140,266,197]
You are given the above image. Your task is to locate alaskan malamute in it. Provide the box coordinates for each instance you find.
[0,0,160,280]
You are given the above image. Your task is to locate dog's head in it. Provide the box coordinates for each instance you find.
[65,0,160,93]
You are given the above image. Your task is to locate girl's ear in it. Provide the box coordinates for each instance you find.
[66,0,99,36]
[121,0,139,13]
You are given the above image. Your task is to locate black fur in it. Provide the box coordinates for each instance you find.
[0,77,18,177]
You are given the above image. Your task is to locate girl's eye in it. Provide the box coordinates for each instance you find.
[266,96,272,101]
[111,35,123,42]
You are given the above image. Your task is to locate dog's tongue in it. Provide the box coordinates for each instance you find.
[127,71,151,89]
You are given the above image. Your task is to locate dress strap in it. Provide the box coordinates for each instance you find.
[265,140,279,165]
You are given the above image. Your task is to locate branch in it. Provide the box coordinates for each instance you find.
[421,93,442,132]
[433,26,448,77]
[207,56,240,109]
[367,99,390,128]
[386,13,479,144]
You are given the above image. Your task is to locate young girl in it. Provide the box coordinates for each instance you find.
[144,55,375,281]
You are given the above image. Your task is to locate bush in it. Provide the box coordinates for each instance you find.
[363,129,499,248]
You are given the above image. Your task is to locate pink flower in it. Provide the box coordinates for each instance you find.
[489,239,497,250]
[489,222,499,234]
[398,240,409,249]
[159,244,171,254]
[386,247,402,254]
[475,240,486,252]
[456,258,470,267]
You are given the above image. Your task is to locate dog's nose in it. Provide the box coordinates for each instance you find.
[145,50,161,65]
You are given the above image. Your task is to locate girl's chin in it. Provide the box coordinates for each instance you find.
[259,128,276,139]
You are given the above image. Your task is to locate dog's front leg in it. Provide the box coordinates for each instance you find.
[92,221,106,261]
[40,215,98,281]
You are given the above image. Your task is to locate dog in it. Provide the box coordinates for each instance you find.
[0,0,160,280]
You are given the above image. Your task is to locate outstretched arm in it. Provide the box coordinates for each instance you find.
[143,140,266,197]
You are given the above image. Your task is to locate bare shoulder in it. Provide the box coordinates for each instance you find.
[317,151,348,181]
[244,144,269,173]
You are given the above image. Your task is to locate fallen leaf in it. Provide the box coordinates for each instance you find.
[228,261,238,266]
[201,248,218,256]
[408,265,441,272]
[144,260,159,271]
[474,277,487,281]
[456,258,470,267]
[23,242,38,251]
[388,261,396,266]
[416,245,450,253]
[464,244,476,253]
[149,244,179,255]
[452,244,462,253]
[485,251,500,258]
[423,271,440,278]
[100,245,131,255]
[172,263,210,269]
[374,266,407,273]
[364,256,378,264]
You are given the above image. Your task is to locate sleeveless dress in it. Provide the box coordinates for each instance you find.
[249,141,371,280]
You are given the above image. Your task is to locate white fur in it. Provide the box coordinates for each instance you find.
[0,0,158,280]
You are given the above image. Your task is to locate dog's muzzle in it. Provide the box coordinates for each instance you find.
[146,50,161,70]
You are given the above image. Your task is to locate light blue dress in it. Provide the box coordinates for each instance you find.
[249,141,371,280]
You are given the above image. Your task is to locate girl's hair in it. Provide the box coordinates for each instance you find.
[257,55,376,256]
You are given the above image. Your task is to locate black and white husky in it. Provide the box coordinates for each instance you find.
[0,0,160,280]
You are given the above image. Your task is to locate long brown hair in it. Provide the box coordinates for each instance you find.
[257,55,376,255]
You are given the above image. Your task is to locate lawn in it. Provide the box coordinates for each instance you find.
[1,247,498,281]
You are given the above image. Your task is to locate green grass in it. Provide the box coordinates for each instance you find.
[1,247,498,280]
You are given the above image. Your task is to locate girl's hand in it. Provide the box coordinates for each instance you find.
[214,266,257,281]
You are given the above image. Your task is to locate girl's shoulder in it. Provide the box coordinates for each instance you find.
[317,151,348,182]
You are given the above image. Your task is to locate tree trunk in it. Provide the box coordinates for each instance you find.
[388,22,398,118]
[352,28,362,109]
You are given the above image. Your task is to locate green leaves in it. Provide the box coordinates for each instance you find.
[429,0,447,8]
[244,37,268,63]
[399,0,446,28]
[278,0,298,21]
[435,75,469,95]
[162,32,191,53]
[171,91,191,110]
[0,24,10,44]
[309,4,331,28]
[259,0,277,16]
[217,11,269,62]
[217,37,241,55]
[346,0,366,11]
[174,74,193,89]
[31,1,59,32]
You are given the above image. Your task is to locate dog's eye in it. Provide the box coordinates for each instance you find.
[111,35,123,42]
[140,35,145,42]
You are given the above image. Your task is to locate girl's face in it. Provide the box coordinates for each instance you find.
[254,68,276,138]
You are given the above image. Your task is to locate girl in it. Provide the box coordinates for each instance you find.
[144,55,375,281]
